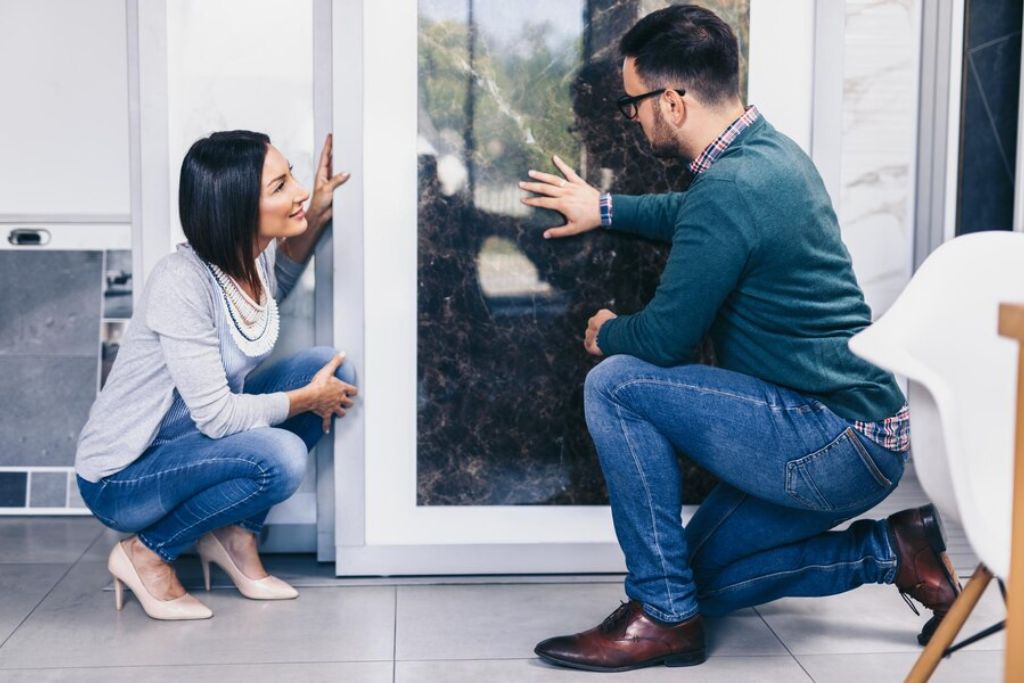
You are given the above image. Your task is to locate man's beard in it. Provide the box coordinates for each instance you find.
[648,107,685,160]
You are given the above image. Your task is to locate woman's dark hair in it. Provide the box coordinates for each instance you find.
[179,130,271,299]
[619,5,739,107]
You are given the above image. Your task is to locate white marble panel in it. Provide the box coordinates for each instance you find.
[839,0,921,319]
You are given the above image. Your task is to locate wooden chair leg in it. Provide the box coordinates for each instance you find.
[905,564,994,683]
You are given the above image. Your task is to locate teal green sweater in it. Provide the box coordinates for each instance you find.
[597,116,905,422]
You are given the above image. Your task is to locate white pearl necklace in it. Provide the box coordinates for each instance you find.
[207,261,279,358]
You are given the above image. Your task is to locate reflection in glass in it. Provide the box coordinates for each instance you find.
[417,1,749,505]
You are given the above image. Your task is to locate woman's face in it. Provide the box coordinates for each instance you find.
[259,144,310,240]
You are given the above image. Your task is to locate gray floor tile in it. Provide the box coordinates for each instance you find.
[0,517,103,564]
[0,563,69,644]
[396,655,811,682]
[396,582,785,661]
[757,582,1006,655]
[0,560,395,669]
[0,662,393,683]
[796,650,1002,683]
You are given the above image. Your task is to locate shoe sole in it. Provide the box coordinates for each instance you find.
[535,648,707,672]
[915,504,964,646]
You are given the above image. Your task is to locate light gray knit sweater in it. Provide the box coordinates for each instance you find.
[75,241,305,483]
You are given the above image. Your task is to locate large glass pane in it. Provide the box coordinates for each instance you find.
[417,0,749,505]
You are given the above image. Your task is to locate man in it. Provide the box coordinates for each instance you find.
[520,5,960,673]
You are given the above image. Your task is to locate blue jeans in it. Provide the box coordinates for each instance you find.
[77,346,354,561]
[585,355,906,624]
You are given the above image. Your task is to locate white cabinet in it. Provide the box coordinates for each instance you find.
[0,0,131,219]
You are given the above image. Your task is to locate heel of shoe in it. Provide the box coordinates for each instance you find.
[113,576,125,611]
[920,504,948,553]
[200,557,212,592]
[664,650,706,667]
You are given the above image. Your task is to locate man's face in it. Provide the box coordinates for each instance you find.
[622,57,682,160]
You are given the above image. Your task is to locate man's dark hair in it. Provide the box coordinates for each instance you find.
[179,130,270,298]
[619,4,740,107]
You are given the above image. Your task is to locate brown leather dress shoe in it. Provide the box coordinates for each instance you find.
[534,600,706,672]
[888,504,962,645]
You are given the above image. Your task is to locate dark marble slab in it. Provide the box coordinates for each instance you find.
[416,0,747,505]
[971,32,1022,176]
[958,53,1017,234]
[966,0,1022,48]
[0,472,27,507]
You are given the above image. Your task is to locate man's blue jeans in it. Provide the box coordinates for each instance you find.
[77,346,354,562]
[585,355,906,624]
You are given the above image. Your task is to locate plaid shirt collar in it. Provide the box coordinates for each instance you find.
[688,105,761,175]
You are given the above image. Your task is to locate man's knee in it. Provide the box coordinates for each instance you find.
[584,355,646,404]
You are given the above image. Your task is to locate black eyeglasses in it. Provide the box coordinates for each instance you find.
[616,88,686,120]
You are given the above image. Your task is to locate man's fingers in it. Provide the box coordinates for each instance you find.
[518,180,565,197]
[543,224,581,239]
[521,196,561,211]
[552,155,582,182]
[322,415,332,433]
[527,169,572,186]
[340,382,358,397]
[333,406,347,418]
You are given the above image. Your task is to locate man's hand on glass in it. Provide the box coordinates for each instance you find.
[519,155,602,239]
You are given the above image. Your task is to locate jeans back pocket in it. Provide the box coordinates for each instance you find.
[785,428,895,512]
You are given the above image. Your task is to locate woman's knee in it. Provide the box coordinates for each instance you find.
[255,429,309,496]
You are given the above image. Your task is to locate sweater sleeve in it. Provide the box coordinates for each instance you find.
[145,260,290,439]
[607,193,688,243]
[597,188,754,366]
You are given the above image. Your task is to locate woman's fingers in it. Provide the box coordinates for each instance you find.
[329,171,351,191]
[317,134,333,178]
[316,353,346,379]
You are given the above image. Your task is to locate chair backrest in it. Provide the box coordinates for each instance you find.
[849,231,1024,579]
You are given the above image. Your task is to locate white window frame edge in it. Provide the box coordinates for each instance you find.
[914,0,966,265]
[332,0,834,576]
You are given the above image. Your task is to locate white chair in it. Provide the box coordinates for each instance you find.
[849,231,1024,682]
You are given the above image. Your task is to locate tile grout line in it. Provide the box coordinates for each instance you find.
[0,524,106,652]
[752,606,817,683]
[392,586,399,683]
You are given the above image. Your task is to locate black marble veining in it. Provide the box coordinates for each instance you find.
[417,0,749,505]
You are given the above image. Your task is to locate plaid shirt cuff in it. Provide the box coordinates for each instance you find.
[599,193,613,227]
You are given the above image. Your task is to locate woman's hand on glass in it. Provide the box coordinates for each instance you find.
[306,134,351,230]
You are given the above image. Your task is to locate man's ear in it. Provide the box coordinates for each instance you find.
[662,89,687,126]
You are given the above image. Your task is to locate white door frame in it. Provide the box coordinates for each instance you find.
[330,0,842,576]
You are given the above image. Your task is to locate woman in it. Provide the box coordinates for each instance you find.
[74,130,356,620]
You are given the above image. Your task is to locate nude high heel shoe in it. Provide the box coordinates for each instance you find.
[196,532,298,600]
[108,540,213,620]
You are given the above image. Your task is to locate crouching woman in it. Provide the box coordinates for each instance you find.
[74,130,355,620]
